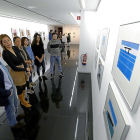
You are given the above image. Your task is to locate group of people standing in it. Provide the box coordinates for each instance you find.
[0,30,66,129]
[0,33,48,129]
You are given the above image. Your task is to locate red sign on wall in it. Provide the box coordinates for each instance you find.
[77,16,81,20]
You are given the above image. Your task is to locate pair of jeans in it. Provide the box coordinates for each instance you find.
[29,65,33,82]
[37,59,45,76]
[50,56,62,74]
[5,86,18,126]
[62,42,65,47]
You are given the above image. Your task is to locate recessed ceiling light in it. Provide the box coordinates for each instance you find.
[28,6,36,9]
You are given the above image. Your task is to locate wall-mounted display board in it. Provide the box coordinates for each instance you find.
[26,29,31,38]
[43,32,45,41]
[11,28,18,38]
[100,28,110,61]
[95,49,98,69]
[39,31,42,36]
[96,29,101,50]
[103,82,130,140]
[97,57,104,89]
[112,22,140,111]
[19,29,25,37]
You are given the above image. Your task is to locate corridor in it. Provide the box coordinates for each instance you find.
[0,45,93,140]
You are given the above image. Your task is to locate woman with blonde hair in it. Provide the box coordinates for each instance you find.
[0,34,31,108]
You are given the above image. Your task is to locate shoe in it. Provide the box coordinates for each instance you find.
[23,92,29,104]
[60,72,64,77]
[18,94,32,108]
[42,76,48,80]
[39,77,42,82]
[16,114,25,122]
[51,74,54,79]
[30,82,36,86]
[27,89,34,94]
[10,122,25,129]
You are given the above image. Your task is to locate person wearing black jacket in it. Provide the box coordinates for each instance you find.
[0,45,25,128]
[0,34,31,108]
[31,33,48,82]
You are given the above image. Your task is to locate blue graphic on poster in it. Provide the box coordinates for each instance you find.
[106,99,117,138]
[117,40,139,81]
[106,111,114,138]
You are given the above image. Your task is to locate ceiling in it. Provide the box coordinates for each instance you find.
[0,0,101,26]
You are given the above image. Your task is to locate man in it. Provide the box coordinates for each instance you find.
[49,30,53,41]
[0,49,25,128]
[62,34,66,48]
[47,33,64,79]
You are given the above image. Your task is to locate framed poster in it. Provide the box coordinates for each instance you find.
[96,29,101,50]
[97,58,104,89]
[11,28,18,37]
[26,29,31,38]
[95,49,98,69]
[39,31,42,36]
[100,28,110,61]
[19,29,25,37]
[112,21,140,111]
[103,82,130,140]
[43,32,45,41]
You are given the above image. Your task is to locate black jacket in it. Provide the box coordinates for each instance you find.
[0,69,11,106]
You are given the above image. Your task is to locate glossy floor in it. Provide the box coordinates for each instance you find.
[0,45,93,140]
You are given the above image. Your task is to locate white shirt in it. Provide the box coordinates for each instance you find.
[62,36,67,42]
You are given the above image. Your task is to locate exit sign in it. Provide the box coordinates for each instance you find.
[77,16,81,20]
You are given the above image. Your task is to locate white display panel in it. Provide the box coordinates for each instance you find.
[100,28,110,61]
[94,49,98,69]
[97,57,104,89]
[112,22,140,111]
[96,29,101,50]
[103,82,130,140]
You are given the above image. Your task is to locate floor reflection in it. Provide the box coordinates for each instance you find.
[51,76,63,109]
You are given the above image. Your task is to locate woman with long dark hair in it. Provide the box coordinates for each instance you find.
[0,34,31,108]
[21,37,36,87]
[31,33,47,82]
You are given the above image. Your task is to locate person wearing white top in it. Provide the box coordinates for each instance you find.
[62,34,67,48]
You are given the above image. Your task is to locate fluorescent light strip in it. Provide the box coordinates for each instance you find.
[69,68,78,107]
[78,0,85,9]
[0,13,49,25]
[74,116,79,139]
[69,12,79,25]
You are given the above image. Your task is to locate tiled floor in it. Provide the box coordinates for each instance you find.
[0,45,93,140]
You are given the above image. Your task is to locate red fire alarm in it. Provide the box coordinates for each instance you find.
[77,16,81,20]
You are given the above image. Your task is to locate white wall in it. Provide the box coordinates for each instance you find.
[78,11,96,73]
[90,0,140,140]
[0,16,54,81]
[63,25,80,44]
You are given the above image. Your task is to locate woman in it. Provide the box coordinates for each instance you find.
[31,33,47,82]
[13,36,34,94]
[21,37,36,87]
[0,46,25,128]
[1,34,31,108]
